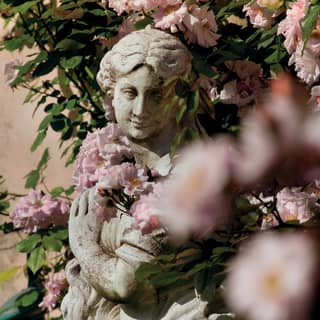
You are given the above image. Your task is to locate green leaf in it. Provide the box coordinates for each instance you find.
[51,116,66,131]
[135,263,162,283]
[32,52,60,77]
[27,246,45,274]
[0,222,14,233]
[24,170,40,189]
[176,103,187,123]
[42,235,63,252]
[212,247,236,256]
[50,187,64,197]
[4,35,34,51]
[0,201,10,211]
[301,4,320,42]
[31,130,47,152]
[49,228,68,240]
[257,35,275,50]
[65,185,75,196]
[134,18,153,30]
[18,290,39,307]
[60,56,83,69]
[187,90,200,114]
[151,271,181,287]
[55,39,86,51]
[38,115,53,131]
[0,266,20,286]
[16,234,41,253]
[11,1,40,14]
[192,57,217,78]
[37,148,50,171]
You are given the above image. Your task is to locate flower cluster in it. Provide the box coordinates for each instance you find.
[39,271,67,312]
[10,190,69,233]
[105,1,220,48]
[72,123,133,192]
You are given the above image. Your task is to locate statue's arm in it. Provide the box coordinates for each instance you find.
[68,188,160,303]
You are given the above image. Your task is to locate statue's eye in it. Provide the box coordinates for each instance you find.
[122,88,137,100]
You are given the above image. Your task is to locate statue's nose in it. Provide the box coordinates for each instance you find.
[133,94,146,117]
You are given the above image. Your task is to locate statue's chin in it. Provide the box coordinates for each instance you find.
[126,126,156,141]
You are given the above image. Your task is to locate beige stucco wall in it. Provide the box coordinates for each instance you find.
[0,23,74,305]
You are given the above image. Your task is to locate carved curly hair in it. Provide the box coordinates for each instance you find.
[96,28,192,97]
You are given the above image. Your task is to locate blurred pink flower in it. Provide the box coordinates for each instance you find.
[225,232,317,320]
[159,140,234,242]
[182,6,220,48]
[10,190,69,233]
[3,59,21,86]
[234,79,309,187]
[278,0,309,54]
[39,271,67,311]
[153,3,187,32]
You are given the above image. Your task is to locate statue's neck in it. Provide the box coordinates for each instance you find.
[128,123,178,175]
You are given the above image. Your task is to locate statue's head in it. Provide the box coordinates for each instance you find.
[97,28,192,141]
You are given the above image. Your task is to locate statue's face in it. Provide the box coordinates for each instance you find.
[113,65,172,140]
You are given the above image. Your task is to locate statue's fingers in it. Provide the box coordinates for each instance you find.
[70,194,81,218]
[88,186,97,214]
[78,189,90,217]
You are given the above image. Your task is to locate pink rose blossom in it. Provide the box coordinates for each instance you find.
[39,271,67,311]
[119,164,151,196]
[225,232,317,320]
[243,2,274,28]
[289,41,320,85]
[182,6,220,48]
[10,190,69,233]
[220,60,264,106]
[131,183,163,234]
[3,59,21,86]
[108,0,156,14]
[72,123,133,192]
[278,0,309,54]
[198,73,218,101]
[156,0,182,7]
[97,163,151,196]
[153,3,188,32]
[276,187,318,223]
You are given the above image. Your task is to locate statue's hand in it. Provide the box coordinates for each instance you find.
[69,187,102,260]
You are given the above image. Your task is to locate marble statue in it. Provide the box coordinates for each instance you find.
[61,28,232,320]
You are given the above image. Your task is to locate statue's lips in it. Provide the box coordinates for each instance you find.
[130,119,150,129]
